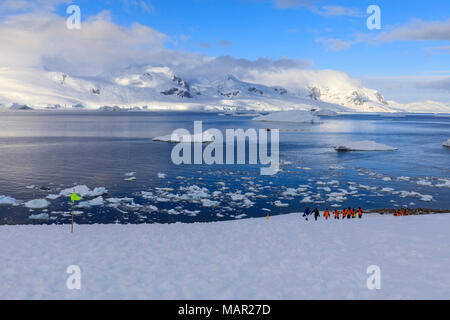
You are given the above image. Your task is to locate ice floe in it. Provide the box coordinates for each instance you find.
[0,196,18,205]
[153,131,214,143]
[443,139,450,147]
[29,213,50,220]
[59,185,108,198]
[334,140,398,151]
[252,110,319,123]
[77,197,104,209]
[25,199,50,209]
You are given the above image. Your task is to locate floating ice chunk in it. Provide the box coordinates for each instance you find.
[300,196,314,203]
[397,176,411,181]
[417,179,433,186]
[147,205,158,212]
[0,196,18,205]
[253,110,320,123]
[106,197,134,204]
[46,194,61,200]
[436,179,450,188]
[167,209,181,215]
[125,172,136,176]
[141,191,154,199]
[29,213,50,220]
[77,197,104,209]
[329,165,344,170]
[124,177,136,182]
[59,185,108,198]
[184,209,200,217]
[153,131,214,143]
[25,199,50,209]
[443,139,450,147]
[420,195,433,202]
[201,199,220,208]
[334,140,398,151]
[87,187,108,197]
[180,185,210,200]
[381,188,395,193]
[274,200,289,207]
[26,185,35,189]
[157,173,167,179]
[382,177,392,182]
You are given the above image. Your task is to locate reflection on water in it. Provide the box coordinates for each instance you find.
[0,111,449,225]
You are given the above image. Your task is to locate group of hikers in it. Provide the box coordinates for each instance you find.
[302,207,411,220]
[394,209,409,216]
[303,207,364,221]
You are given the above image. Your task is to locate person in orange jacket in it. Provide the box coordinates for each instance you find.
[342,209,347,219]
[403,208,409,216]
[324,209,330,220]
[347,208,352,219]
[334,209,340,220]
[395,209,402,216]
[352,208,356,219]
[358,207,363,219]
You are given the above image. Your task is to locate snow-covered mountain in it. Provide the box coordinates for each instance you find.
[0,66,448,113]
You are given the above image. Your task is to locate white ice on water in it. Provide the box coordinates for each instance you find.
[252,110,320,123]
[334,140,398,151]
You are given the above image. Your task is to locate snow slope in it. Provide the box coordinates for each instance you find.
[1,213,449,300]
[1,66,448,114]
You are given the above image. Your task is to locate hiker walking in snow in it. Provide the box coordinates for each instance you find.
[314,208,320,221]
[324,208,330,220]
[334,209,340,220]
[347,208,352,219]
[358,207,363,219]
[303,207,311,221]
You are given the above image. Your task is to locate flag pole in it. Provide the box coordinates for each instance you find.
[71,200,74,233]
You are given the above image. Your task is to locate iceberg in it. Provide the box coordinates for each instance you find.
[77,196,104,209]
[25,199,50,209]
[443,139,450,147]
[0,196,18,205]
[334,140,398,151]
[29,213,50,220]
[252,110,319,123]
[153,131,214,143]
[59,185,108,198]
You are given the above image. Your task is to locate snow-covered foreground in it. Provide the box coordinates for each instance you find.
[1,213,449,300]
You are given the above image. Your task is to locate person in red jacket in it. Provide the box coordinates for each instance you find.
[403,208,409,216]
[334,210,340,220]
[324,209,330,220]
[358,207,363,219]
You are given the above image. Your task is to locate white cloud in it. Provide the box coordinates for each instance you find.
[316,37,353,51]
[271,1,362,17]
[0,12,166,76]
[375,19,450,42]
[0,0,72,13]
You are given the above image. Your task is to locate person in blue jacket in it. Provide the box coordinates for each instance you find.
[303,207,311,221]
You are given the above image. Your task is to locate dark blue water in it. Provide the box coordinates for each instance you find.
[0,111,449,225]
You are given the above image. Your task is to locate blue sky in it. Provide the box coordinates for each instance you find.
[52,0,450,78]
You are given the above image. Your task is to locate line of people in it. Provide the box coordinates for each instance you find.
[302,207,364,221]
[394,209,409,216]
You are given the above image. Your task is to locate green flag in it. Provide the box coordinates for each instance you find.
[71,191,80,203]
